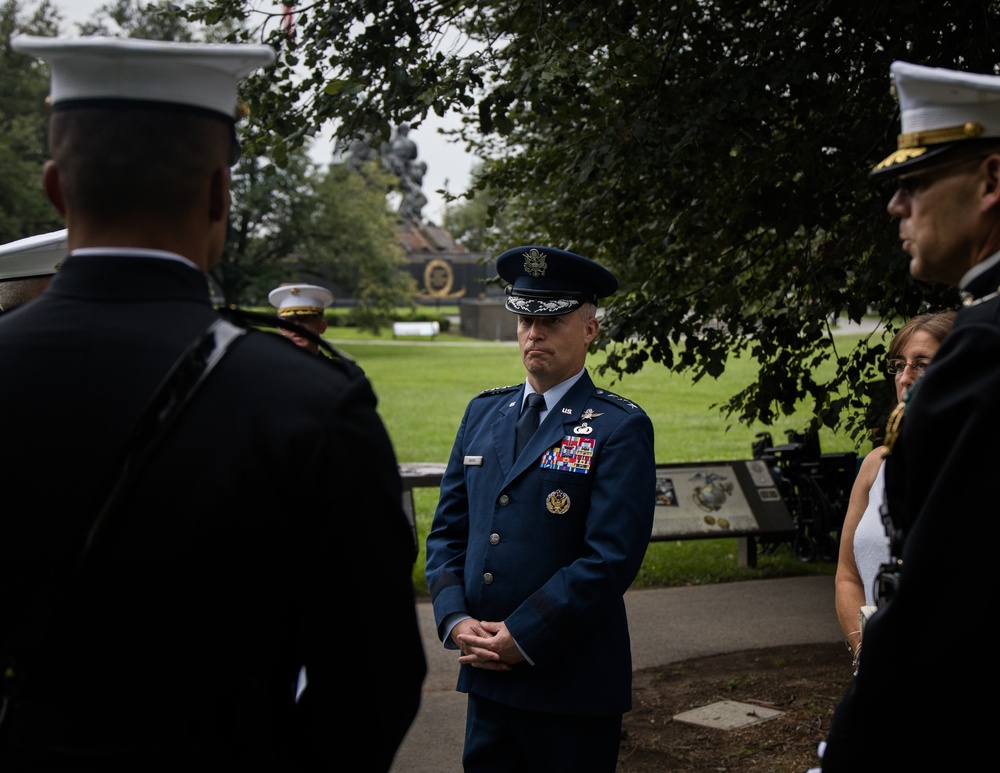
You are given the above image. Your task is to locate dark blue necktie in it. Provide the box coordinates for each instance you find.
[515,392,546,458]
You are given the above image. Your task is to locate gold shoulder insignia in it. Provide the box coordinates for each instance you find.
[882,399,905,455]
[883,374,926,455]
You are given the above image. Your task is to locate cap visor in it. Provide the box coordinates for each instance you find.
[870,144,957,178]
[505,296,582,316]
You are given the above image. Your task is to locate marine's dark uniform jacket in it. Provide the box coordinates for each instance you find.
[822,257,1000,770]
[425,372,655,716]
[0,254,426,769]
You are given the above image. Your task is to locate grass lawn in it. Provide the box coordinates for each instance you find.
[327,326,874,595]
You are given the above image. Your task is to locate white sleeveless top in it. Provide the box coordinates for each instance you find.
[853,460,891,607]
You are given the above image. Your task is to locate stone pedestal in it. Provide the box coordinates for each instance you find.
[459,298,517,341]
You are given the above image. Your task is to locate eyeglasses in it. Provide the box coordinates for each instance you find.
[886,358,931,376]
[896,155,987,198]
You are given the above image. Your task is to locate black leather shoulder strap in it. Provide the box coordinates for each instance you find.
[217,306,364,378]
[82,317,247,559]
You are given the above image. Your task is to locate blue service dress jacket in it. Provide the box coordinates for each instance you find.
[0,253,425,769]
[426,371,656,716]
[821,258,1000,770]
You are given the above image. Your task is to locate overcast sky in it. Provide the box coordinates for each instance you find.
[48,0,474,225]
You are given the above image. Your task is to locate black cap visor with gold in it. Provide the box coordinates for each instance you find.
[870,123,995,179]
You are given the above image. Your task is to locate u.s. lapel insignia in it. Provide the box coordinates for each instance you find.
[573,421,594,435]
[545,489,571,514]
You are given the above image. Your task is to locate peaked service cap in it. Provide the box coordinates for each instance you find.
[496,246,618,316]
[268,284,334,317]
[871,60,1000,178]
[0,229,67,280]
[9,34,276,124]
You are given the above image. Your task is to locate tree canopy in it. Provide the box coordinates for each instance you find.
[0,0,62,242]
[3,0,414,325]
[189,0,998,446]
[8,1,997,443]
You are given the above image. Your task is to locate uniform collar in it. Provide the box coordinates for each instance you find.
[70,247,202,272]
[523,368,586,414]
[960,250,1000,306]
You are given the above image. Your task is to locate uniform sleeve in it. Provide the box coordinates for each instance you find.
[425,400,475,641]
[293,373,427,770]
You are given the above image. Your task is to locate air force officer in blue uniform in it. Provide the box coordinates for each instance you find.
[425,246,656,772]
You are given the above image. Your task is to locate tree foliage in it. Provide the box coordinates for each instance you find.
[4,0,414,323]
[189,0,1000,447]
[216,147,414,328]
[441,162,501,252]
[0,0,63,243]
[76,0,197,39]
[214,145,319,306]
[302,160,416,332]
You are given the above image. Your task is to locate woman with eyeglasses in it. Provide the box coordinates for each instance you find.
[834,309,956,674]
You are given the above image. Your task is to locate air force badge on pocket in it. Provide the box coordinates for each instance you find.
[545,489,571,514]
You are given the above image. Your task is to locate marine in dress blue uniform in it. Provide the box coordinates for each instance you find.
[0,229,65,313]
[0,36,425,770]
[426,246,656,772]
[818,63,1000,770]
[268,282,334,355]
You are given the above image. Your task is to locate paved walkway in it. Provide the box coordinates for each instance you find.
[390,574,841,772]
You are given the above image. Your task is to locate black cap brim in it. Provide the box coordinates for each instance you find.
[870,143,958,178]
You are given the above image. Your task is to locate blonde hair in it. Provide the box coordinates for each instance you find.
[888,310,957,360]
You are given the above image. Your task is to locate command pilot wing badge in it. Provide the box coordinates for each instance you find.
[575,408,604,434]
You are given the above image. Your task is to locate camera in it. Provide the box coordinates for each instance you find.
[876,560,902,607]
[874,501,905,607]
[751,429,859,562]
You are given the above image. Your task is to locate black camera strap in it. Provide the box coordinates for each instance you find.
[874,376,925,608]
[82,318,247,555]
[0,317,247,731]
